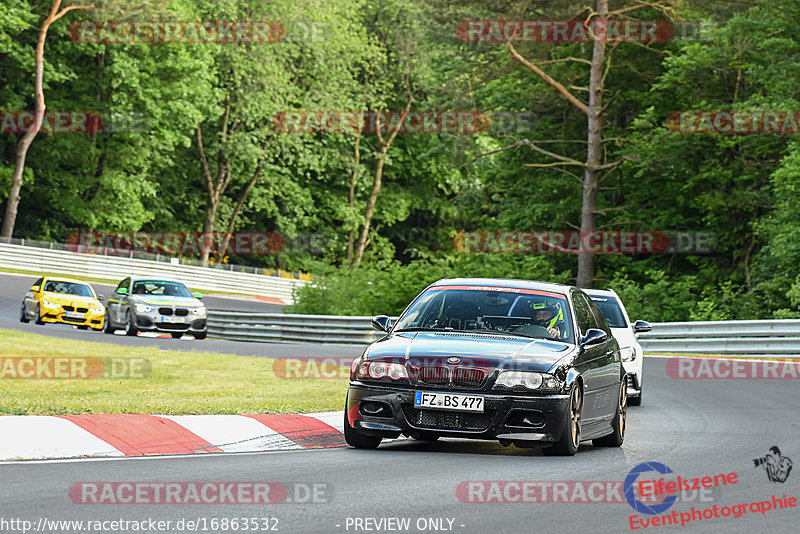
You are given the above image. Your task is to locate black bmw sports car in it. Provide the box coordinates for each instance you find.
[345,278,627,456]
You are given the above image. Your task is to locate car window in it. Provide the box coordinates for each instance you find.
[572,292,598,336]
[589,300,612,335]
[132,280,192,297]
[42,281,95,297]
[394,287,573,342]
[589,296,628,328]
[115,278,130,294]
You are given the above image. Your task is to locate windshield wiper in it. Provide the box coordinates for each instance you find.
[394,327,453,332]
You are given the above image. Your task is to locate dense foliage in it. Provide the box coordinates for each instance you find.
[2,0,798,320]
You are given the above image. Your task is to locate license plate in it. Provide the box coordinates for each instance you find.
[414,391,484,413]
[161,316,182,323]
[64,311,84,319]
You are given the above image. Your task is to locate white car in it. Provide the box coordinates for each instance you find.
[584,289,651,406]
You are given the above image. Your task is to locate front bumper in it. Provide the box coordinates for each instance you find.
[133,310,206,333]
[41,309,104,329]
[347,382,570,445]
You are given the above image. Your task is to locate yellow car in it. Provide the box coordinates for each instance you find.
[19,276,106,331]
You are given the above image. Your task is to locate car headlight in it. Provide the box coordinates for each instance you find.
[89,306,105,314]
[620,346,636,361]
[355,361,408,380]
[191,306,207,316]
[41,300,60,309]
[493,371,561,392]
[134,303,153,313]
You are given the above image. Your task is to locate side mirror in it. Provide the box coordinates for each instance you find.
[580,328,608,347]
[371,315,392,333]
[30,285,40,292]
[193,292,204,299]
[96,294,104,302]
[116,287,128,295]
[633,320,652,334]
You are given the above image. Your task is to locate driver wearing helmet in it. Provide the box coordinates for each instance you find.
[530,300,563,338]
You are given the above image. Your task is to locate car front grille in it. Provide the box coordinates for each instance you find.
[156,323,190,331]
[412,365,488,389]
[62,305,74,311]
[402,405,494,431]
[175,308,189,317]
[159,307,173,315]
[158,307,189,316]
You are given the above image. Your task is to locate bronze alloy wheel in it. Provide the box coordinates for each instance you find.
[618,381,627,439]
[569,385,583,449]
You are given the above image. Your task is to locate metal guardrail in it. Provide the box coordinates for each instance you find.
[207,311,394,344]
[639,320,800,355]
[208,314,800,353]
[0,242,307,303]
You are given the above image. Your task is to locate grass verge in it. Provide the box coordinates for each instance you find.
[0,329,348,415]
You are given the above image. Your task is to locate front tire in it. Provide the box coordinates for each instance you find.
[343,409,382,449]
[170,332,183,339]
[193,331,207,340]
[104,315,116,334]
[543,383,582,456]
[19,303,29,323]
[124,310,138,336]
[34,304,45,325]
[594,381,627,447]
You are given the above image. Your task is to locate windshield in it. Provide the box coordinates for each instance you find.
[394,286,574,342]
[43,281,95,297]
[589,296,628,328]
[131,280,193,298]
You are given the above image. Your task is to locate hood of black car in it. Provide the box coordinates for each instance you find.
[364,331,575,373]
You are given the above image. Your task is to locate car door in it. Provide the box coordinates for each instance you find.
[108,278,130,324]
[587,298,622,420]
[570,290,609,425]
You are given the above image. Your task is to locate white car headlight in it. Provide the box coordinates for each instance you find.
[620,346,636,361]
[41,300,60,309]
[494,371,560,391]
[134,303,153,313]
[191,306,207,316]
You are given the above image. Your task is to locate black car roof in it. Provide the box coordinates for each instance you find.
[429,278,575,296]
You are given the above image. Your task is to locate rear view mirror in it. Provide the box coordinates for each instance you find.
[30,285,40,292]
[193,292,204,299]
[116,287,128,295]
[96,294,104,302]
[580,328,608,347]
[371,315,392,333]
[633,320,652,333]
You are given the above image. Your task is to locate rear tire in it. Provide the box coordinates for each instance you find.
[343,409,382,449]
[628,388,642,406]
[19,303,29,323]
[594,382,627,447]
[543,383,582,456]
[124,310,138,336]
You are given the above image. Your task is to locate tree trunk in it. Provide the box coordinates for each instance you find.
[353,144,388,267]
[576,0,608,289]
[346,130,362,267]
[1,0,94,238]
